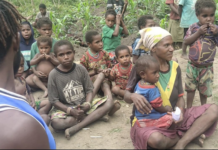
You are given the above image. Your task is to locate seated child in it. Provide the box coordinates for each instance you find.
[102,9,129,65]
[109,45,133,98]
[132,15,156,64]
[14,52,52,125]
[48,40,114,139]
[32,4,50,28]
[184,0,218,108]
[134,55,173,128]
[19,21,36,77]
[26,36,59,98]
[80,31,121,116]
[106,0,128,18]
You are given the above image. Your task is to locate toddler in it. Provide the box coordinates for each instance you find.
[110,45,133,98]
[184,0,218,108]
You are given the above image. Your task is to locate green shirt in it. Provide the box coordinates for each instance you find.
[30,38,57,68]
[102,25,123,52]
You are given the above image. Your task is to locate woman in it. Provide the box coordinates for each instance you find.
[124,27,218,149]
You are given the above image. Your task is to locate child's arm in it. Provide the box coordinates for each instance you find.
[30,53,45,66]
[46,53,59,66]
[112,15,121,36]
[109,66,116,81]
[184,24,208,45]
[209,23,218,36]
[169,4,179,15]
[154,105,172,113]
[121,19,129,36]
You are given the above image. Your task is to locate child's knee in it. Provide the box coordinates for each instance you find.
[41,114,51,126]
[51,119,60,129]
[111,86,120,94]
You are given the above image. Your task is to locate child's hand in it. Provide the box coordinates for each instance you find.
[45,54,51,60]
[70,108,85,122]
[209,23,218,35]
[39,54,45,60]
[34,71,47,79]
[102,68,111,77]
[77,104,90,113]
[198,24,208,35]
[116,14,121,25]
[165,105,173,112]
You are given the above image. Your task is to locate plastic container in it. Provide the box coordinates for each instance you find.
[172,107,181,121]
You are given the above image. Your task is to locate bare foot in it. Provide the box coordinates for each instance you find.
[192,134,206,147]
[65,126,79,140]
[181,53,188,60]
[108,100,121,116]
[98,115,109,122]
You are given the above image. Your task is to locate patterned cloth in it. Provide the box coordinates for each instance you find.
[110,63,133,89]
[185,22,218,65]
[135,27,171,51]
[51,96,108,120]
[132,37,150,56]
[185,61,213,97]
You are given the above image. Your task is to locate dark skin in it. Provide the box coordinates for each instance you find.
[169,3,179,15]
[0,33,50,148]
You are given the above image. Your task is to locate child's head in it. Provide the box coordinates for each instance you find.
[85,31,103,52]
[21,21,32,40]
[105,9,117,28]
[39,3,47,15]
[135,55,160,84]
[138,15,155,30]
[15,53,24,78]
[115,45,131,67]
[37,36,52,54]
[54,40,75,67]
[195,0,216,25]
[37,17,52,37]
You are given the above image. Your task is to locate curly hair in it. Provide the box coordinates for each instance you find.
[195,0,216,16]
[105,9,116,18]
[37,36,52,47]
[137,15,154,29]
[85,31,99,43]
[0,0,25,60]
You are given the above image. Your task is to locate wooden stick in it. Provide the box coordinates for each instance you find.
[121,3,128,16]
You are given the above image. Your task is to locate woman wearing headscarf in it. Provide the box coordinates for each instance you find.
[124,27,218,149]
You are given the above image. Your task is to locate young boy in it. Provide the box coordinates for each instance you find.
[26,36,59,98]
[184,0,218,108]
[14,52,52,125]
[102,9,129,63]
[179,0,199,59]
[166,0,183,50]
[110,45,133,98]
[132,15,156,64]
[80,31,121,116]
[48,40,114,139]
[107,0,128,18]
[32,4,50,28]
[134,55,173,128]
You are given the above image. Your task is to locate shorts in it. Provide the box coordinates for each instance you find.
[168,19,184,42]
[185,61,213,97]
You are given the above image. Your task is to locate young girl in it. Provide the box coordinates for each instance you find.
[14,52,52,125]
[26,36,59,98]
[109,45,133,99]
[102,9,129,65]
[80,31,121,116]
[19,21,36,77]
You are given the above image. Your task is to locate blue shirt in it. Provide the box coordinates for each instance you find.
[179,0,198,28]
[132,38,150,56]
[134,82,166,120]
[0,88,56,149]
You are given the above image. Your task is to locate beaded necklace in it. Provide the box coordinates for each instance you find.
[119,63,131,74]
[88,48,99,59]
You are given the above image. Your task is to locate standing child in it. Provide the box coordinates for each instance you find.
[109,45,133,98]
[26,36,59,98]
[132,15,156,64]
[134,55,173,128]
[80,31,121,116]
[166,0,184,50]
[107,0,128,18]
[14,52,52,125]
[102,9,129,65]
[32,4,50,28]
[184,0,218,108]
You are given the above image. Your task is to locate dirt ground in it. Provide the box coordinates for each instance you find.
[33,36,218,148]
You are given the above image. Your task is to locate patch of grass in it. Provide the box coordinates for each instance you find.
[108,128,122,134]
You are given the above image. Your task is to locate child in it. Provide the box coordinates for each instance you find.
[184,0,218,108]
[132,15,156,64]
[102,9,129,64]
[48,40,114,139]
[179,0,198,59]
[19,21,36,77]
[134,55,173,128]
[32,4,50,28]
[166,0,184,50]
[109,45,133,98]
[26,36,59,98]
[107,0,128,18]
[14,52,52,125]
[80,31,121,116]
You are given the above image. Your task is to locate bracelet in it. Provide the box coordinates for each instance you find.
[67,107,72,115]
[83,102,91,108]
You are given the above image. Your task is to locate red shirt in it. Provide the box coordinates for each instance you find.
[166,0,180,20]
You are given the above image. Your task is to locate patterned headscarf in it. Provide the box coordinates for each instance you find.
[135,27,171,51]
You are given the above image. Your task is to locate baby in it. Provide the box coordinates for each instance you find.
[26,36,59,98]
